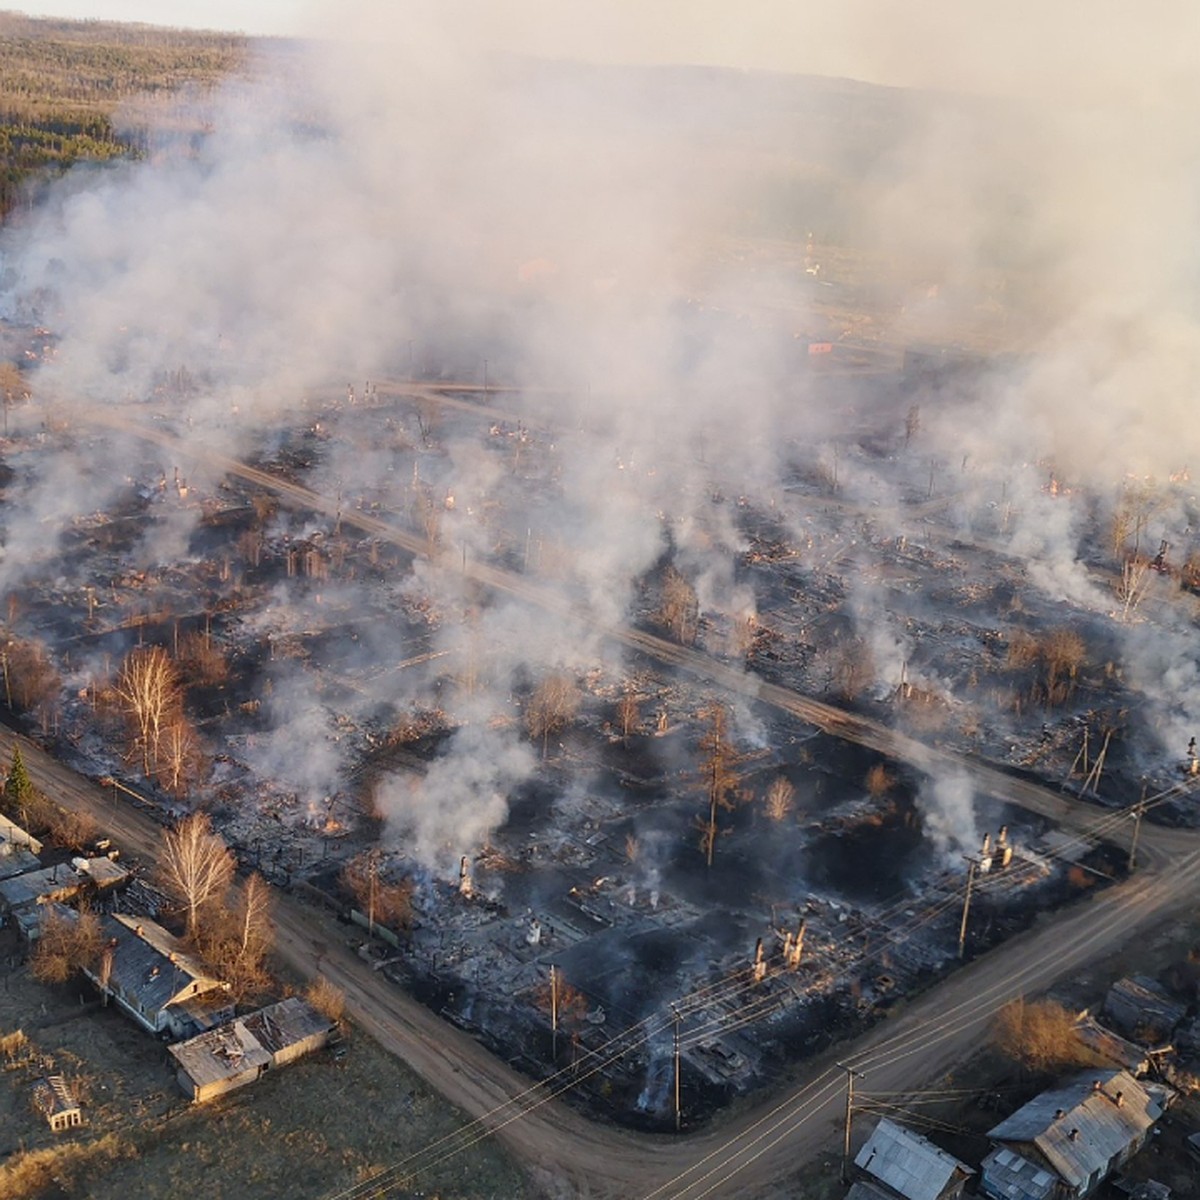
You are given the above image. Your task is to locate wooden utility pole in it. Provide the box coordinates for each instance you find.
[367,852,377,937]
[672,1004,682,1132]
[958,857,978,960]
[1129,782,1147,872]
[550,964,559,1058]
[838,1062,865,1184]
[1081,729,1113,797]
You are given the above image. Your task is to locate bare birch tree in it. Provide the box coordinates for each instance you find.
[115,645,180,776]
[695,704,743,867]
[158,714,207,797]
[1117,558,1151,622]
[238,872,272,963]
[764,776,795,822]
[526,672,581,759]
[159,812,235,939]
[616,686,640,744]
[658,566,699,645]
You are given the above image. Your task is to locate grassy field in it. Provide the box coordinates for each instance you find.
[0,924,529,1200]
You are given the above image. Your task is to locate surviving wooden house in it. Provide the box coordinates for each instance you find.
[83,914,232,1038]
[979,1070,1167,1200]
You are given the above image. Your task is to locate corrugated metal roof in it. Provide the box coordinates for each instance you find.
[97,914,221,1017]
[988,1070,1161,1189]
[846,1182,894,1200]
[980,1147,1057,1200]
[1073,1016,1150,1073]
[854,1118,972,1200]
[0,862,83,910]
[1103,977,1185,1042]
[242,997,334,1055]
[0,845,41,880]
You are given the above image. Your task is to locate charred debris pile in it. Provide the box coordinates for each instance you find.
[0,359,1191,1128]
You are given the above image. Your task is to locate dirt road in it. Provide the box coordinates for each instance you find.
[5,723,1199,1199]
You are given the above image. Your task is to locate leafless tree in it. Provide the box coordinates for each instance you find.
[1041,629,1087,705]
[191,872,274,1001]
[342,853,414,932]
[176,630,229,686]
[250,493,277,530]
[114,645,181,775]
[159,812,235,939]
[764,776,795,822]
[526,672,581,759]
[696,704,743,867]
[237,527,264,568]
[904,403,920,446]
[658,566,699,645]
[829,636,874,701]
[96,941,114,1006]
[47,805,98,853]
[1117,558,1151,622]
[157,714,207,798]
[237,872,272,963]
[726,613,757,660]
[1182,551,1200,593]
[993,998,1100,1077]
[3,637,60,722]
[31,909,102,985]
[0,362,26,434]
[616,686,640,744]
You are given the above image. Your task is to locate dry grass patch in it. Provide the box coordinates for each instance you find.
[0,1133,137,1200]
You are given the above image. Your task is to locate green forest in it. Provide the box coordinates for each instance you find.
[0,11,250,218]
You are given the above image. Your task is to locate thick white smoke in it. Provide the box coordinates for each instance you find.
[1,2,1198,865]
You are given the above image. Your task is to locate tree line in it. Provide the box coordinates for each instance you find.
[0,12,250,220]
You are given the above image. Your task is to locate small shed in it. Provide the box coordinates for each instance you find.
[31,1075,82,1132]
[853,1117,974,1200]
[1073,1016,1153,1076]
[242,997,335,1067]
[1102,977,1185,1046]
[0,862,84,915]
[0,809,42,854]
[168,1020,272,1103]
[73,855,130,892]
[0,843,41,881]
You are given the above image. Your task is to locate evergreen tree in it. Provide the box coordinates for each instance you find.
[4,744,34,815]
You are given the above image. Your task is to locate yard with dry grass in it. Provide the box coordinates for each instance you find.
[0,925,528,1200]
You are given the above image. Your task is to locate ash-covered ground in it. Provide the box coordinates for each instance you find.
[3,9,1200,1128]
[0,362,1175,1128]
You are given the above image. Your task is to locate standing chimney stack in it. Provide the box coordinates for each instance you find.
[752,937,766,984]
[787,920,806,969]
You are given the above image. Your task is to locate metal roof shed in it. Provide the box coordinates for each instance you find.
[853,1117,974,1200]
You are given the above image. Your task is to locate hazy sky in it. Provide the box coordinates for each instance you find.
[13,1,1199,101]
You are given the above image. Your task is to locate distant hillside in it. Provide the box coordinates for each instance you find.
[0,10,250,218]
